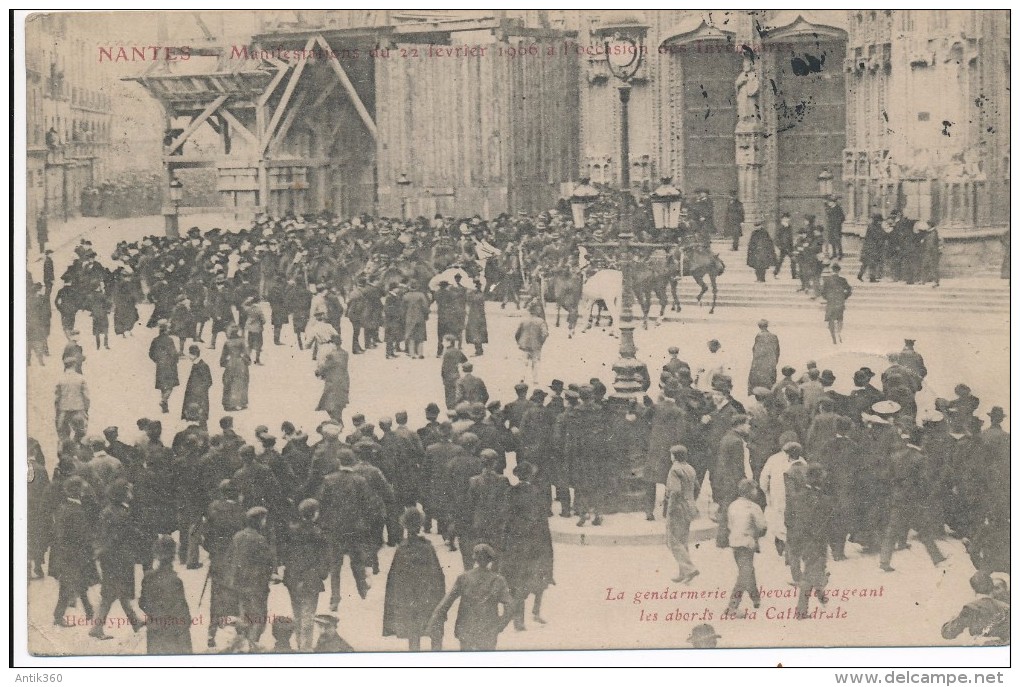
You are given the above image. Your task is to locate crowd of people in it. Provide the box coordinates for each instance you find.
[26,199,1010,653]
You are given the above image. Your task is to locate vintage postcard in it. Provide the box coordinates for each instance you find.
[15,9,1011,664]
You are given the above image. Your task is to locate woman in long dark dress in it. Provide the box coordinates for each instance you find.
[112,271,140,336]
[857,214,885,282]
[500,462,554,631]
[220,326,251,411]
[383,508,446,651]
[464,280,488,356]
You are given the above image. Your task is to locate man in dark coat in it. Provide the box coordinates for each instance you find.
[316,448,377,610]
[422,422,461,539]
[724,190,744,251]
[284,279,312,350]
[440,336,468,408]
[182,345,213,427]
[27,443,51,578]
[383,508,446,651]
[149,321,180,414]
[747,319,780,395]
[847,368,883,424]
[434,281,459,356]
[138,536,193,654]
[444,433,485,569]
[267,280,290,346]
[773,213,796,279]
[282,498,332,652]
[449,274,468,346]
[746,222,777,282]
[225,507,274,646]
[383,286,404,359]
[823,195,846,259]
[51,477,97,625]
[788,464,833,618]
[90,478,145,639]
[43,249,55,297]
[456,362,489,405]
[466,450,511,559]
[816,417,859,560]
[643,396,686,521]
[200,479,245,648]
[821,264,852,345]
[711,415,752,548]
[315,344,350,425]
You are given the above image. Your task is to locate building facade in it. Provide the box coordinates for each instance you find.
[26,13,113,250]
[575,10,1009,274]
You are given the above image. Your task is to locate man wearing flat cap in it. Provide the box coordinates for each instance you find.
[456,361,489,406]
[225,507,274,645]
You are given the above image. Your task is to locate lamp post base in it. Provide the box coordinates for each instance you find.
[164,211,180,239]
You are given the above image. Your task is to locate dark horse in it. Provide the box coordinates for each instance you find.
[667,244,726,315]
[542,266,584,337]
[632,250,672,329]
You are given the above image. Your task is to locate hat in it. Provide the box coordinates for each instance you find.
[757,319,769,328]
[254,424,269,436]
[550,380,564,393]
[781,366,796,377]
[153,535,177,561]
[513,460,538,480]
[871,400,901,416]
[298,498,320,519]
[667,346,680,355]
[472,543,497,563]
[486,400,501,412]
[751,387,771,398]
[353,438,376,453]
[530,389,547,401]
[988,406,1006,422]
[514,382,529,392]
[320,424,342,439]
[820,369,836,383]
[314,614,340,628]
[425,402,441,416]
[246,506,268,520]
[687,624,721,643]
[904,339,916,346]
[858,367,875,379]
[564,390,580,401]
[669,444,689,459]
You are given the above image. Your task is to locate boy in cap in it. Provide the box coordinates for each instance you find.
[428,543,514,651]
[725,479,767,616]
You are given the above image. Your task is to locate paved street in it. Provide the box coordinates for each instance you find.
[25,220,1007,654]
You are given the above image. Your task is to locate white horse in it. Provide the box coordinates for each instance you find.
[579,269,622,332]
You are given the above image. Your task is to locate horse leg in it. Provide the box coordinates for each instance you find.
[709,273,718,315]
[555,304,561,328]
[694,274,708,305]
[670,278,681,313]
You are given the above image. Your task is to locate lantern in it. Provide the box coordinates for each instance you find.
[570,178,599,228]
[650,177,683,229]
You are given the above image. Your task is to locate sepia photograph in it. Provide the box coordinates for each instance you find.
[12,8,1012,670]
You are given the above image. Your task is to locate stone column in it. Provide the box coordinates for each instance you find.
[734,11,769,234]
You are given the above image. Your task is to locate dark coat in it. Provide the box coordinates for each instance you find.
[499,481,554,594]
[724,198,745,239]
[821,274,852,321]
[316,467,375,541]
[464,290,488,345]
[711,430,748,505]
[97,502,142,599]
[748,330,780,393]
[456,374,489,405]
[644,399,686,485]
[149,333,180,391]
[282,520,331,594]
[133,444,179,537]
[860,219,885,265]
[138,565,193,654]
[423,441,461,518]
[467,471,511,550]
[225,526,273,595]
[444,453,484,530]
[383,535,446,639]
[50,498,98,587]
[746,227,778,270]
[267,283,290,326]
[182,359,212,422]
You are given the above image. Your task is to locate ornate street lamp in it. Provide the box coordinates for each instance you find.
[570,177,600,228]
[650,177,683,230]
[165,176,184,238]
[818,168,834,198]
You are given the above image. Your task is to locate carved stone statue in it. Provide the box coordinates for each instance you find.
[735,55,760,125]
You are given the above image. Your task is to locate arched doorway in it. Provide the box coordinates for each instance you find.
[766,19,847,221]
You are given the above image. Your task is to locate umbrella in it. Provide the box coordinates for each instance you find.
[428,266,474,292]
